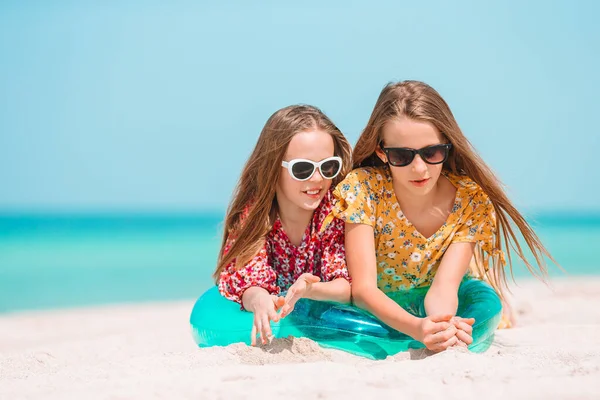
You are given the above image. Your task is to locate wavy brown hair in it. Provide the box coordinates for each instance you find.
[353,80,556,296]
[213,105,353,282]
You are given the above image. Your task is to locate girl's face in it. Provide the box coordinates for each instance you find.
[277,129,337,214]
[376,117,447,198]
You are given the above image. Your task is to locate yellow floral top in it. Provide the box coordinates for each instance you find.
[330,166,504,294]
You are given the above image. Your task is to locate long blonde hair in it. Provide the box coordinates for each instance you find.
[213,105,352,282]
[353,81,555,296]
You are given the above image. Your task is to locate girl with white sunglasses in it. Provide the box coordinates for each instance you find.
[213,104,353,346]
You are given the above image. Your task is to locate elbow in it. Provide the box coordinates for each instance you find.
[424,286,459,315]
[339,278,352,304]
[329,277,352,304]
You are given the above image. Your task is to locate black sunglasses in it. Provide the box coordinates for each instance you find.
[380,143,452,167]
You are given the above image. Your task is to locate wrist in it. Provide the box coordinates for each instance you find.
[303,280,317,299]
[299,273,316,298]
[241,287,269,312]
[406,315,424,341]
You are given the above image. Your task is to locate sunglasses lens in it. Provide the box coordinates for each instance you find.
[421,145,448,164]
[291,161,315,180]
[320,159,341,178]
[388,149,414,166]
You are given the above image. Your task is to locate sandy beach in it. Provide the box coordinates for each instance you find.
[1,277,599,400]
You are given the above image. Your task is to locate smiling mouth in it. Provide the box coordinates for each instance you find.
[303,188,322,196]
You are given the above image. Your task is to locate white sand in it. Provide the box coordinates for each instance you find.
[1,277,599,399]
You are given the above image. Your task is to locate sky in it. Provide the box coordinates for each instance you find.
[1,0,598,213]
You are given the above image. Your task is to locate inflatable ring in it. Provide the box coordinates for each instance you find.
[190,278,502,359]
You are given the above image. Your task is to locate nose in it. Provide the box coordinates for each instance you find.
[309,167,324,182]
[411,155,428,174]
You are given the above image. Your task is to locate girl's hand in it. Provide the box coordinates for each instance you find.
[280,273,321,318]
[249,293,285,346]
[451,316,475,345]
[417,314,460,352]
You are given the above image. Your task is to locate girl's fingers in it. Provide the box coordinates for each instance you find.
[434,335,459,352]
[282,298,298,316]
[456,329,473,345]
[284,288,296,304]
[272,296,285,311]
[456,320,473,335]
[268,308,280,322]
[250,323,258,346]
[260,314,272,344]
[429,314,454,323]
[269,297,282,321]
[430,321,451,334]
[255,318,264,344]
[280,305,293,319]
[428,324,457,344]
[283,290,300,315]
[279,305,288,318]
[287,295,299,310]
[280,299,298,318]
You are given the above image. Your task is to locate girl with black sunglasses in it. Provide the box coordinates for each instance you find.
[329,80,555,353]
[213,104,353,346]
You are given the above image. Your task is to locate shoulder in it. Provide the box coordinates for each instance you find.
[337,166,389,194]
[444,172,495,225]
[444,172,490,205]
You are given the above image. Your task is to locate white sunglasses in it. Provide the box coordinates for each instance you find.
[281,156,343,181]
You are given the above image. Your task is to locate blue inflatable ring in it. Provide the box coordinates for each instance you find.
[190,278,502,359]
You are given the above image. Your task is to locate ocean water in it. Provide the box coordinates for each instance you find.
[0,213,598,314]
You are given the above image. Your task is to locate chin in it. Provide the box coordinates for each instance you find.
[421,184,436,195]
[404,183,434,196]
[298,198,323,211]
[301,201,322,211]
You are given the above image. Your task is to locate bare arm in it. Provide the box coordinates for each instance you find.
[345,223,423,340]
[424,242,475,316]
[241,287,284,345]
[346,223,464,351]
[304,277,351,304]
[280,275,350,318]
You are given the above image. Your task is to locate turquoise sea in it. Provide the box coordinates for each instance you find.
[0,213,599,314]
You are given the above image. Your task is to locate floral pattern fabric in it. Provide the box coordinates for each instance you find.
[331,166,501,294]
[218,190,349,305]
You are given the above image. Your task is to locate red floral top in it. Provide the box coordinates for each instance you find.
[218,190,349,305]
